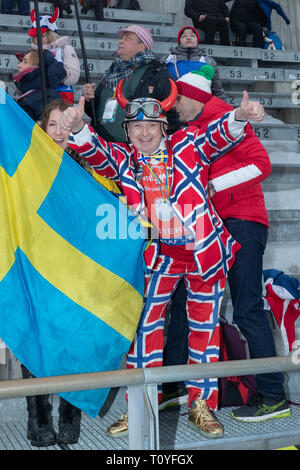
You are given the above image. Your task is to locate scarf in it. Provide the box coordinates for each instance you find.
[99,49,156,88]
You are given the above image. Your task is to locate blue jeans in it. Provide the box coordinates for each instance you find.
[1,0,30,14]
[164,219,285,399]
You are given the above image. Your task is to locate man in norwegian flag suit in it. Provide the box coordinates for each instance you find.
[164,67,291,424]
[61,66,265,438]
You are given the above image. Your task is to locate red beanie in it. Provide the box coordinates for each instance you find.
[177,26,200,45]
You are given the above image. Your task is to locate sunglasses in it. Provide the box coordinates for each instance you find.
[125,100,163,119]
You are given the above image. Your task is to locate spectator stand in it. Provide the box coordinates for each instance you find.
[13,1,175,24]
[0,2,299,451]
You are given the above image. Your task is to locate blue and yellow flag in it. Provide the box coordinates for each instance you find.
[0,90,146,418]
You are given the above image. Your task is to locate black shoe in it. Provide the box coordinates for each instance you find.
[231,393,291,422]
[65,6,72,14]
[57,398,81,445]
[26,395,56,447]
[21,365,56,447]
[158,388,189,411]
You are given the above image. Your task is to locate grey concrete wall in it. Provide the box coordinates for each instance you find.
[139,0,299,51]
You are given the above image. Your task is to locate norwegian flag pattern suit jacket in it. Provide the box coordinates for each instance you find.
[69,112,244,284]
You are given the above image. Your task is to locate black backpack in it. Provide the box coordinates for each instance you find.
[218,318,257,409]
[133,62,182,134]
[133,61,171,102]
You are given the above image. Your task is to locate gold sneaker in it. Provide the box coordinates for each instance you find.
[188,399,224,439]
[107,414,128,438]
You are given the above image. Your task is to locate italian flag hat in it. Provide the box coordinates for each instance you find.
[175,65,215,103]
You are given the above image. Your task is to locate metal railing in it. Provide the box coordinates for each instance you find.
[0,356,299,449]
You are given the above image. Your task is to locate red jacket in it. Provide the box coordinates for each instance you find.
[192,97,271,227]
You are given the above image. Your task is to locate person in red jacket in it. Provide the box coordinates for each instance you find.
[162,69,291,423]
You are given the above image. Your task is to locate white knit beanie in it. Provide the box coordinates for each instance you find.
[176,65,215,104]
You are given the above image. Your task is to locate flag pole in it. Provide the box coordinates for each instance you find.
[33,0,47,108]
[72,0,97,124]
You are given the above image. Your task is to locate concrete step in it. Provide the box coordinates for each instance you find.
[268,212,300,242]
[0,31,175,58]
[268,151,300,166]
[262,167,300,192]
[263,241,300,277]
[27,3,174,25]
[1,53,299,95]
[262,138,300,192]
[263,140,300,155]
[199,43,300,65]
[253,123,300,141]
[265,189,300,210]
[219,65,299,83]
[264,188,300,242]
[70,88,300,112]
[0,15,179,42]
[225,91,300,109]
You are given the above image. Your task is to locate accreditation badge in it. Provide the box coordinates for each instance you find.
[155,198,175,222]
[102,98,118,123]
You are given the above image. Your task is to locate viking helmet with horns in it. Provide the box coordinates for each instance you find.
[28,8,59,37]
[116,78,178,127]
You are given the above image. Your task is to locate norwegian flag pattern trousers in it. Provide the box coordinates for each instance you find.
[127,255,226,410]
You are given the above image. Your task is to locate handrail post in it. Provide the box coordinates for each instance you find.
[127,384,159,450]
[143,384,159,450]
[127,384,146,450]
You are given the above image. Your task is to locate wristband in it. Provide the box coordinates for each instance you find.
[72,120,85,134]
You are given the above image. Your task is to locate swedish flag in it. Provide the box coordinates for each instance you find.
[0,90,146,418]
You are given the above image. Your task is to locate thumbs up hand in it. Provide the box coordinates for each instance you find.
[234,91,265,122]
[60,96,86,133]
